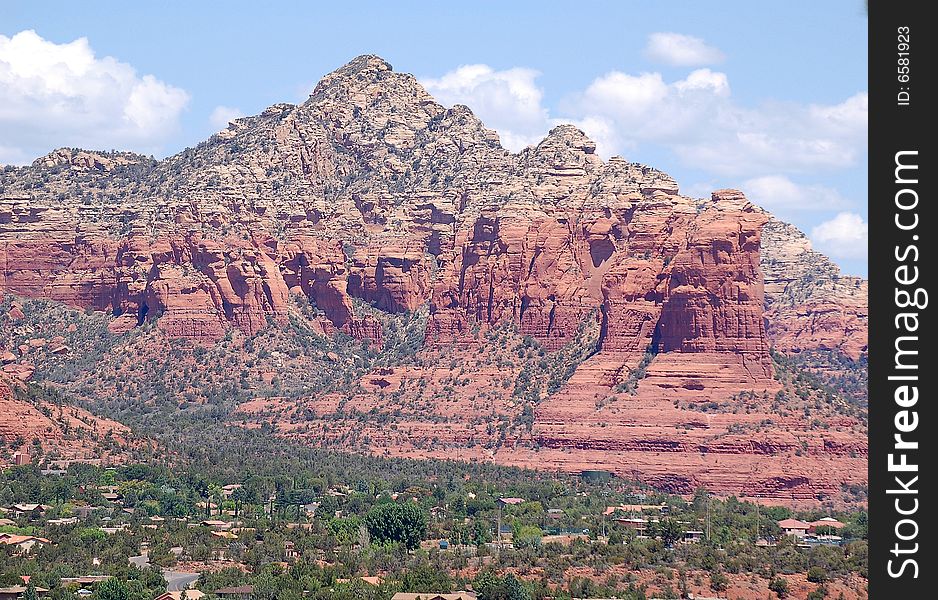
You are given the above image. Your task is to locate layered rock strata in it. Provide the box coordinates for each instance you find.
[0,55,867,504]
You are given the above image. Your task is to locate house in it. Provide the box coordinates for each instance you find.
[613,517,651,536]
[808,517,846,533]
[74,506,109,519]
[154,592,206,600]
[48,517,80,526]
[498,497,524,506]
[200,520,231,530]
[12,451,30,466]
[101,525,129,534]
[603,504,666,516]
[682,530,705,543]
[0,533,51,554]
[11,504,50,519]
[0,586,49,600]
[221,484,242,498]
[390,593,477,600]
[778,518,810,538]
[0,519,14,527]
[60,576,112,590]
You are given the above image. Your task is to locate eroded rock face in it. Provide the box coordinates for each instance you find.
[760,218,868,359]
[0,233,363,342]
[0,58,790,361]
[0,55,867,503]
[349,245,431,313]
[0,375,133,462]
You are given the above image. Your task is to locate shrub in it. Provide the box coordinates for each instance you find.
[807,566,828,583]
[769,577,789,598]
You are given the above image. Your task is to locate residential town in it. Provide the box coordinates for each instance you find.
[0,455,868,600]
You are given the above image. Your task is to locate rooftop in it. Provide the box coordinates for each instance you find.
[777,519,810,529]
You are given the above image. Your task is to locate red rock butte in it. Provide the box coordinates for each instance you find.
[0,55,867,506]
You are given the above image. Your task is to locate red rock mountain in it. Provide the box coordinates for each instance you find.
[0,374,132,465]
[0,56,867,505]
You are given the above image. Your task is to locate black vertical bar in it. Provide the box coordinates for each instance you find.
[868,1,933,596]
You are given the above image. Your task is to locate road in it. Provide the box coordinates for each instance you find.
[130,552,198,592]
[163,571,200,592]
[129,552,149,568]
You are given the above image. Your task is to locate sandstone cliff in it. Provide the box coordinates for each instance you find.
[0,374,132,464]
[0,55,867,505]
[761,218,868,359]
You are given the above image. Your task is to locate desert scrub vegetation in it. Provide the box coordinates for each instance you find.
[615,344,658,394]
[511,311,600,404]
[771,349,868,422]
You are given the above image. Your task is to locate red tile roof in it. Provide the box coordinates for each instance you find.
[777,519,809,529]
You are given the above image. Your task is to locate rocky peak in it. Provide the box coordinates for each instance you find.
[595,158,681,200]
[320,54,393,82]
[760,216,868,358]
[33,148,149,171]
[0,54,866,363]
[519,126,603,200]
[0,55,868,506]
[306,54,438,113]
[307,54,393,99]
[537,125,598,155]
[710,188,751,210]
[761,217,854,296]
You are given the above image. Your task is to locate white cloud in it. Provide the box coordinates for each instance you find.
[742,175,848,213]
[569,73,865,175]
[579,71,669,119]
[420,64,548,152]
[672,94,867,176]
[209,105,245,130]
[674,68,730,95]
[576,68,731,150]
[810,92,868,133]
[0,30,189,164]
[811,212,868,259]
[551,115,630,159]
[644,32,726,67]
[420,61,867,180]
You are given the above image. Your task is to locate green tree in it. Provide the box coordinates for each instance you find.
[364,502,427,550]
[807,566,828,583]
[474,572,530,600]
[658,518,683,547]
[710,570,729,592]
[93,578,131,600]
[807,586,829,600]
[512,524,543,549]
[769,577,790,599]
[502,575,530,600]
[401,564,452,593]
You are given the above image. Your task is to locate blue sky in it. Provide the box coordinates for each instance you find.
[1,1,868,275]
